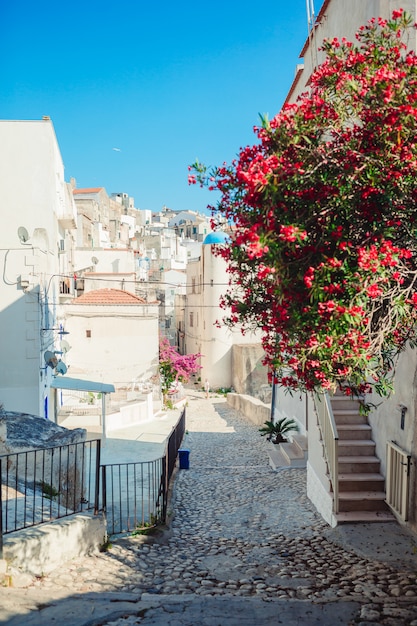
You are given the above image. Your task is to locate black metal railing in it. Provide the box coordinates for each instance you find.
[101,457,165,535]
[0,439,100,547]
[101,407,186,535]
[166,406,186,480]
[0,407,187,546]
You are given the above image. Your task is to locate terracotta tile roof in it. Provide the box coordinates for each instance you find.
[73,288,148,305]
[73,188,103,195]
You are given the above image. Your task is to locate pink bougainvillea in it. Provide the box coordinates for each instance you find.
[190,11,417,401]
[159,335,201,404]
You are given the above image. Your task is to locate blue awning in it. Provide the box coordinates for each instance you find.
[50,377,115,393]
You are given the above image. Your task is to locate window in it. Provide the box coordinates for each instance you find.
[86,330,91,338]
[190,312,194,327]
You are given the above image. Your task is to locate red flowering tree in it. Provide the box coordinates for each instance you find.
[159,335,201,405]
[190,10,417,402]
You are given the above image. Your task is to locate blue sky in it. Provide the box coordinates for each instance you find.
[0,1,324,214]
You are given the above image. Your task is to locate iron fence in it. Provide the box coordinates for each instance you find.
[101,457,166,535]
[0,439,101,541]
[0,407,186,546]
[101,407,186,535]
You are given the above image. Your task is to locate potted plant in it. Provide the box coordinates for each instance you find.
[259,418,299,444]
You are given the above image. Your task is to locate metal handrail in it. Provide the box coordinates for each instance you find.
[314,392,339,514]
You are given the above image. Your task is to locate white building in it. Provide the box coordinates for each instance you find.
[184,232,267,390]
[286,0,417,105]
[0,118,77,417]
[64,288,159,389]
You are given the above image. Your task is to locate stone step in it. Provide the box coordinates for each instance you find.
[339,473,385,491]
[331,394,364,411]
[335,510,395,524]
[267,446,291,470]
[292,434,308,456]
[280,442,306,467]
[267,435,308,470]
[333,409,368,425]
[338,440,376,456]
[338,456,381,473]
[338,491,388,512]
[337,424,372,440]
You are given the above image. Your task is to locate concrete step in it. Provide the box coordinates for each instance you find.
[267,434,308,470]
[335,510,395,523]
[333,409,368,425]
[337,424,372,440]
[338,456,381,474]
[292,434,308,456]
[267,446,291,470]
[280,442,306,467]
[339,473,385,491]
[338,491,388,512]
[331,394,364,411]
[338,440,376,456]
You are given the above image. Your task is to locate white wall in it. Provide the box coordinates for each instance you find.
[0,119,71,416]
[74,248,136,277]
[288,0,417,105]
[65,302,159,388]
[185,243,263,390]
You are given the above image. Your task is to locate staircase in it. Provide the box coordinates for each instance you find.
[268,434,308,470]
[330,392,394,523]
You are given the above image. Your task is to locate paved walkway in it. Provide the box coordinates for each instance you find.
[1,391,417,625]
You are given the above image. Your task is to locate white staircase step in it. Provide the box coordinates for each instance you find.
[280,442,306,467]
[336,510,395,523]
[267,446,291,470]
[339,473,385,491]
[333,410,368,424]
[338,456,381,473]
[337,424,372,440]
[338,440,376,455]
[292,434,308,454]
[331,393,364,408]
[338,491,388,512]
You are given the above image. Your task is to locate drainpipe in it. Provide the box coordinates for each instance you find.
[270,373,277,423]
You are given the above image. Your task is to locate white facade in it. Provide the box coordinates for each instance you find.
[65,295,159,389]
[287,0,417,105]
[0,118,76,417]
[185,235,263,389]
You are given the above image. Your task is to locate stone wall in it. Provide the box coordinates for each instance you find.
[231,344,270,402]
[0,411,87,510]
[226,393,271,427]
[3,513,106,578]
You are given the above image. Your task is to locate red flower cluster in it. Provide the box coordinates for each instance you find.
[189,10,417,401]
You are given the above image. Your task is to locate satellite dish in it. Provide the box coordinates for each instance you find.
[91,256,99,265]
[55,361,67,375]
[44,351,58,369]
[18,226,30,243]
[60,340,71,354]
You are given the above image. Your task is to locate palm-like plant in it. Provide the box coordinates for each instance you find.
[259,418,299,444]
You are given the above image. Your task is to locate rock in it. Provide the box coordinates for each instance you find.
[360,606,381,621]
